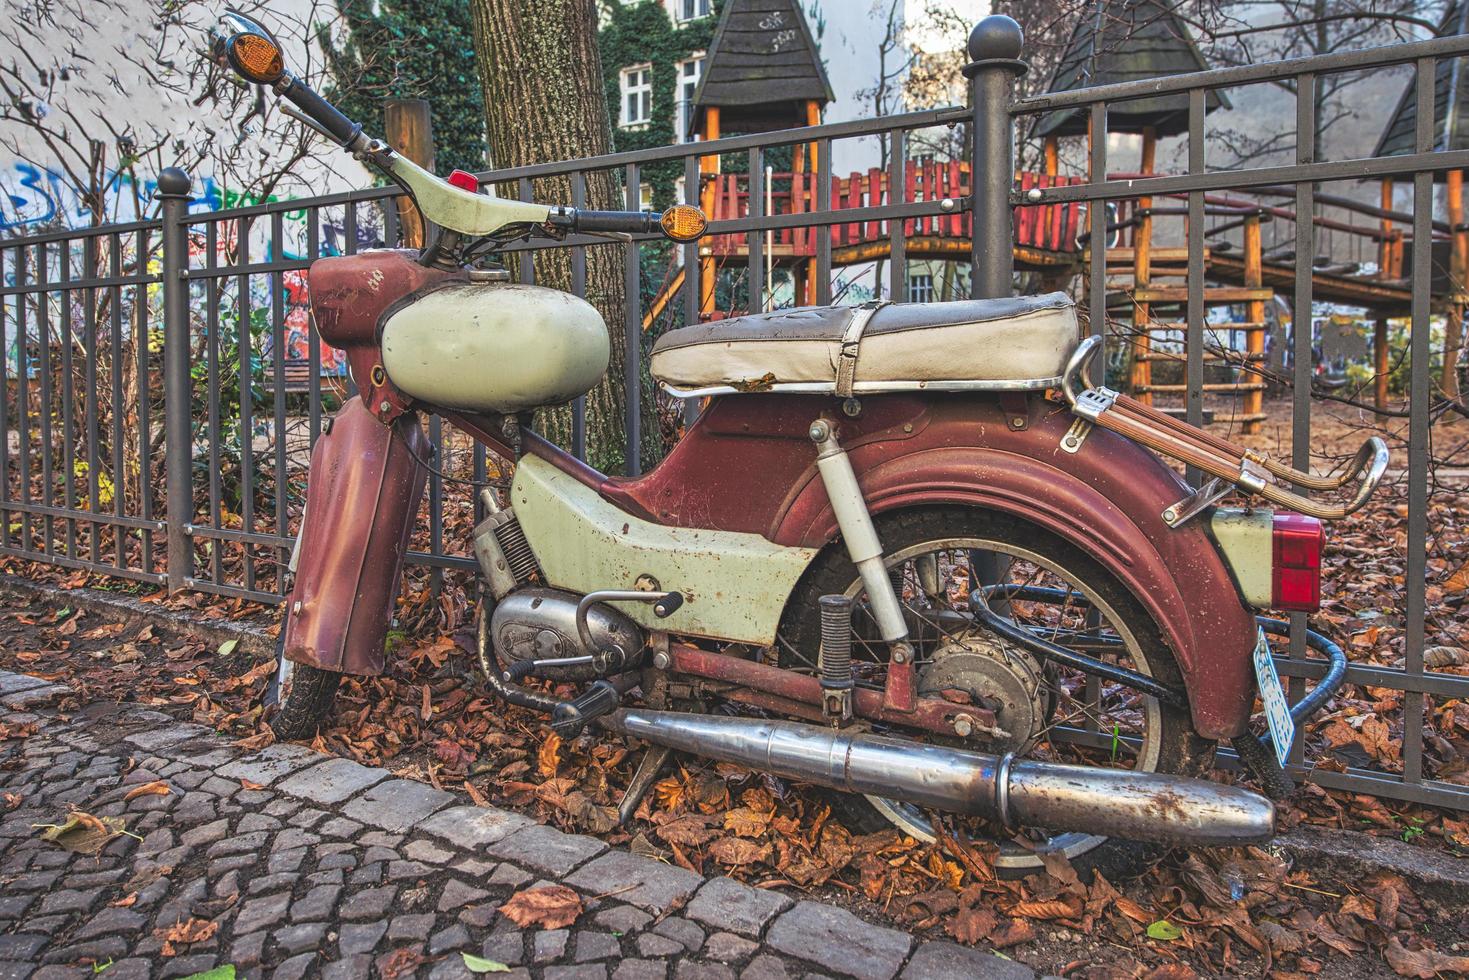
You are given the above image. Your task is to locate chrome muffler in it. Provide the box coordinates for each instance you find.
[608,710,1274,848]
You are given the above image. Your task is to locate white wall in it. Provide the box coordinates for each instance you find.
[0,0,368,235]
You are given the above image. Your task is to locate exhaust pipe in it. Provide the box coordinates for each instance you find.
[609,710,1274,848]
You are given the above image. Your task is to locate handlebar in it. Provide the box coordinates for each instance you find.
[561,210,663,236]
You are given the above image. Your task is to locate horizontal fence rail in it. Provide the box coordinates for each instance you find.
[1,27,1465,813]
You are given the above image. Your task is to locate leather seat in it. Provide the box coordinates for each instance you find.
[650,292,1079,395]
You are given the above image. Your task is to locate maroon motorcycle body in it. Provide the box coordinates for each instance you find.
[285,250,1257,740]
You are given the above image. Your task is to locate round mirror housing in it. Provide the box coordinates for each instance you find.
[661,204,707,243]
[227,31,284,85]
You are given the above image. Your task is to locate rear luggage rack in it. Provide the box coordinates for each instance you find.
[1060,337,1388,524]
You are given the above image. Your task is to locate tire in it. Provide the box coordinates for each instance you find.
[262,607,341,742]
[777,505,1211,881]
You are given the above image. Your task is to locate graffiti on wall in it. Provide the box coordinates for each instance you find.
[3,161,386,377]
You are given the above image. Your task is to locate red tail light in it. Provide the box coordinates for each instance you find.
[447,169,480,192]
[1272,512,1323,612]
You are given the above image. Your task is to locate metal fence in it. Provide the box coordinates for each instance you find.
[1,24,1465,813]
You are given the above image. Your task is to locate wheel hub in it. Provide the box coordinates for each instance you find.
[918,633,1047,754]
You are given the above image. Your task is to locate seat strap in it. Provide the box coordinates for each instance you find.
[835,300,890,398]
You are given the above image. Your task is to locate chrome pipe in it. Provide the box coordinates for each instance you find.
[608,710,1274,848]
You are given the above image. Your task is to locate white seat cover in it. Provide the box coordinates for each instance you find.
[649,292,1079,394]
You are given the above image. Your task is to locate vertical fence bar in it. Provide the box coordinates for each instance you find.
[571,172,588,460]
[816,138,833,305]
[888,130,907,301]
[306,207,322,446]
[1403,57,1434,785]
[12,245,29,552]
[1289,75,1317,761]
[1185,88,1206,491]
[748,149,765,311]
[682,154,702,429]
[36,242,53,556]
[1088,103,1108,371]
[59,239,76,560]
[206,220,223,587]
[84,237,100,562]
[237,216,255,593]
[271,211,288,591]
[108,232,125,568]
[158,168,193,592]
[964,15,1024,300]
[136,226,154,576]
[624,163,642,476]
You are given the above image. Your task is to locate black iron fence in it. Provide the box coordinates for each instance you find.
[1,22,1465,812]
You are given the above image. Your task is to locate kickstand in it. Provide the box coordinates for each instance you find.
[617,744,674,826]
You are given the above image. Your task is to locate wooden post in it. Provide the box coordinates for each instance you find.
[698,106,721,315]
[1130,127,1158,405]
[1043,136,1058,177]
[1375,318,1390,410]
[1446,169,1465,400]
[1242,212,1265,432]
[1376,179,1395,411]
[384,99,435,249]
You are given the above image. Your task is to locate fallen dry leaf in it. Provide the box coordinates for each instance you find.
[1384,937,1469,977]
[122,780,171,801]
[239,778,266,791]
[498,885,583,930]
[154,917,218,956]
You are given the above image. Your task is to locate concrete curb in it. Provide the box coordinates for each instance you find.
[1277,826,1469,909]
[0,573,274,662]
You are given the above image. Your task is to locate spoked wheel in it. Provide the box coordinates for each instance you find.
[778,506,1210,881]
[262,603,341,742]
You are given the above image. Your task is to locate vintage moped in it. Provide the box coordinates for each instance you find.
[213,13,1387,879]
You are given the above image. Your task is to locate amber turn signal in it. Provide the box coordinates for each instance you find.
[228,32,285,85]
[660,205,707,243]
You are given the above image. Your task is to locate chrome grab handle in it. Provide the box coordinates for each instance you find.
[575,589,683,656]
[1058,335,1389,520]
[1061,334,1104,407]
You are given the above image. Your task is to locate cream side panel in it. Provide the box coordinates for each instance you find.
[1208,508,1273,607]
[511,455,819,645]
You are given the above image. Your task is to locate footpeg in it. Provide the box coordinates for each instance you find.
[550,680,620,738]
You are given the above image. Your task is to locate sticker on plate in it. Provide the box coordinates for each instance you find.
[1252,627,1295,769]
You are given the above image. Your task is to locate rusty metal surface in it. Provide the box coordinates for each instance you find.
[283,398,429,674]
[307,250,457,423]
[669,642,996,738]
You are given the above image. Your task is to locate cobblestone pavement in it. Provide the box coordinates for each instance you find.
[0,671,1035,980]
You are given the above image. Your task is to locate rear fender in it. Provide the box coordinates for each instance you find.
[283,398,429,675]
[775,407,1258,739]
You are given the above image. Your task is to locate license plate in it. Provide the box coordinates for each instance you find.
[1252,627,1296,769]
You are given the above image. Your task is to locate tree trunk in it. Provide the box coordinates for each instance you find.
[469,0,646,473]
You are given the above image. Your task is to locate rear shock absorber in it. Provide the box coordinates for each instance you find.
[818,594,855,725]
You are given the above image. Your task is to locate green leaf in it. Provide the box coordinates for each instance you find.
[460,953,510,974]
[217,638,239,657]
[181,968,236,980]
[1147,920,1183,941]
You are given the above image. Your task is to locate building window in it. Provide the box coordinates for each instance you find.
[640,184,654,211]
[675,53,705,143]
[619,64,652,128]
[907,273,935,304]
[671,0,711,22]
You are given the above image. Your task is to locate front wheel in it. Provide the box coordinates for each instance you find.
[262,605,341,741]
[777,506,1211,881]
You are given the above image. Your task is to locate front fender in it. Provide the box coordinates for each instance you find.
[284,398,429,675]
[773,400,1257,739]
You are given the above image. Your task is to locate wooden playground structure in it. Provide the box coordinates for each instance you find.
[654,0,1467,436]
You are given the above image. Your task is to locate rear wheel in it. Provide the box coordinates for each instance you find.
[262,605,341,742]
[778,506,1210,881]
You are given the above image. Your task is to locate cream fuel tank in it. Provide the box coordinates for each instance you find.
[380,279,611,413]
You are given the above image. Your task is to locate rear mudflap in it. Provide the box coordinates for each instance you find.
[283,398,428,674]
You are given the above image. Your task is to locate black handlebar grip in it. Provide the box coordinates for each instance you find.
[281,76,361,147]
[572,210,660,235]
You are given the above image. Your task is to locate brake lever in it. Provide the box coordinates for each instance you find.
[279,103,334,140]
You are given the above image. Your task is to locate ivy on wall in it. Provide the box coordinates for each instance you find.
[323,0,486,174]
[598,1,719,208]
